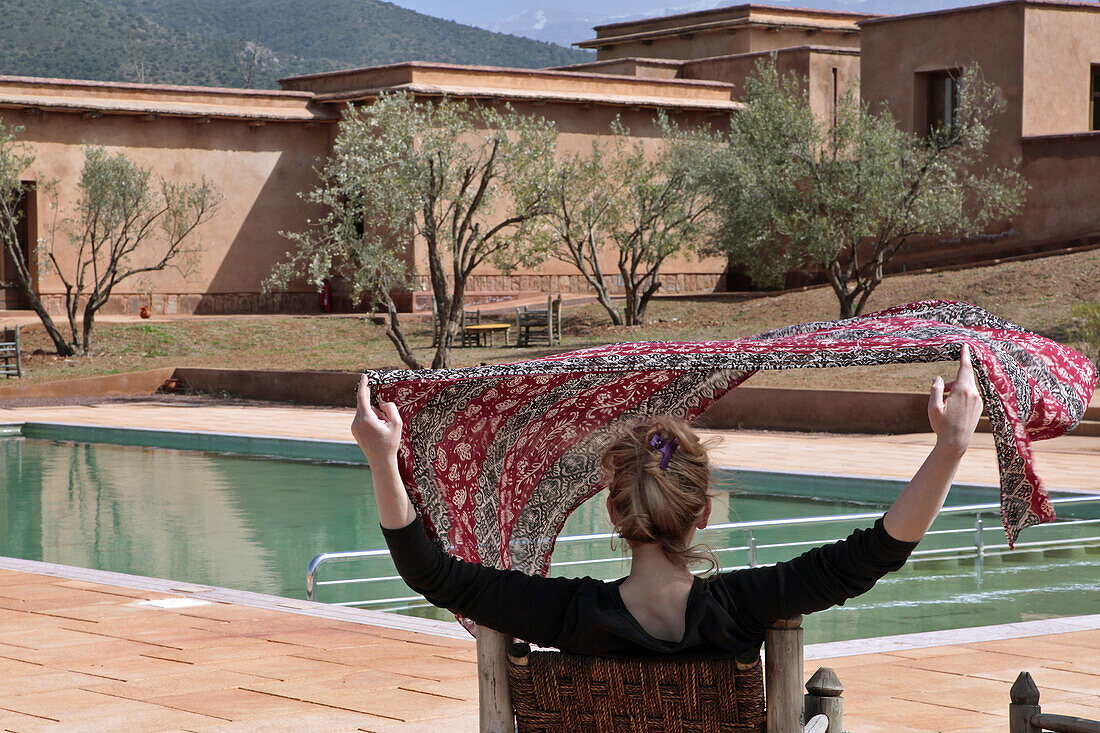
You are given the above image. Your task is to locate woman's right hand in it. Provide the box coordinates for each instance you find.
[351,374,403,467]
[928,344,984,456]
[885,344,984,542]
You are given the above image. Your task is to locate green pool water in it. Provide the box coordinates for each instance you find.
[2,436,1098,645]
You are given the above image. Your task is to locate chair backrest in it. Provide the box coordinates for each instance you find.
[507,643,765,733]
[1010,671,1100,733]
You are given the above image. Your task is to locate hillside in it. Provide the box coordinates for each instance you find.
[0,0,592,90]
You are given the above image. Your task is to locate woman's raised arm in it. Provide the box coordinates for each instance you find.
[883,345,984,542]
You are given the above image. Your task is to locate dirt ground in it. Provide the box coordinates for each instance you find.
[7,246,1098,394]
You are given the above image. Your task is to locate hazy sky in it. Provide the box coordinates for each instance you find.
[388,0,974,47]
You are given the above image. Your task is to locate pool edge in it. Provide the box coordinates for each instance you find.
[3,553,1096,655]
[0,554,469,641]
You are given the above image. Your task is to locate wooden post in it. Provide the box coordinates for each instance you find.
[804,667,844,733]
[545,295,552,345]
[766,615,804,733]
[1009,671,1042,733]
[477,627,513,733]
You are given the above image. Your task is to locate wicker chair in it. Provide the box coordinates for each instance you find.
[507,643,766,733]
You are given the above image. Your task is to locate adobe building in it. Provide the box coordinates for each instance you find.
[859,0,1100,267]
[0,77,337,315]
[0,65,742,316]
[1,1,1098,317]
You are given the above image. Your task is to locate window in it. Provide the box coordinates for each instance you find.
[831,67,839,128]
[927,70,960,137]
[1092,65,1100,131]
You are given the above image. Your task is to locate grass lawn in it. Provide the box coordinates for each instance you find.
[9,246,1100,393]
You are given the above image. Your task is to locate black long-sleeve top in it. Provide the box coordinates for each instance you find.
[381,515,917,659]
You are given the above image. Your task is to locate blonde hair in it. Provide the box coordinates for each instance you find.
[601,416,717,572]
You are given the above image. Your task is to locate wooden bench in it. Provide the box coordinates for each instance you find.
[515,295,562,347]
[0,325,22,379]
[462,322,511,347]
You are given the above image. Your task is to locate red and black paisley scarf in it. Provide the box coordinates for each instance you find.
[367,301,1096,573]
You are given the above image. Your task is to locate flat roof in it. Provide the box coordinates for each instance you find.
[578,13,866,50]
[592,3,881,33]
[309,82,743,113]
[551,46,859,76]
[0,75,332,122]
[548,57,686,73]
[859,0,1100,25]
[281,61,741,111]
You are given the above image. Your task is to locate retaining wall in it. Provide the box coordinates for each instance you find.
[0,367,935,433]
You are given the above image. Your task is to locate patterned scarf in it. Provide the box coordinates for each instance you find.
[367,301,1096,574]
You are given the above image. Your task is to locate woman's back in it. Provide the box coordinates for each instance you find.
[354,346,982,657]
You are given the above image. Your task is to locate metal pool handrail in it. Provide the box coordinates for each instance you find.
[306,494,1100,606]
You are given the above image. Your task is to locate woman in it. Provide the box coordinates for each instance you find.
[351,346,983,659]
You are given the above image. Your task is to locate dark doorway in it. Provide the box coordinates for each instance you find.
[1,184,35,310]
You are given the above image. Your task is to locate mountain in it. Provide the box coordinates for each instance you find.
[97,0,593,70]
[488,8,606,49]
[0,0,592,90]
[0,0,307,88]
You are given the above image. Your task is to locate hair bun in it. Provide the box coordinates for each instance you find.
[601,416,717,572]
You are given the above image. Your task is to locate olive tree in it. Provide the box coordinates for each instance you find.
[1,132,218,356]
[41,146,219,355]
[269,92,558,369]
[697,60,1027,318]
[539,118,714,326]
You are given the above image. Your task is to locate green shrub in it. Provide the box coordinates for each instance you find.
[1069,302,1100,360]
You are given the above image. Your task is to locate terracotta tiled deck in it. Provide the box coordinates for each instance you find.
[1,400,1099,731]
[0,564,1097,732]
[0,567,479,732]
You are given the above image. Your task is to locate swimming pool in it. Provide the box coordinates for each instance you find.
[3,432,1099,645]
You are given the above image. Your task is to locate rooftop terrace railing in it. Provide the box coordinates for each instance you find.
[306,494,1100,609]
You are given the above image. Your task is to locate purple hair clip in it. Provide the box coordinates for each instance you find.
[648,434,681,470]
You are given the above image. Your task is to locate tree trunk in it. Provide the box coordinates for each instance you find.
[825,262,858,320]
[431,278,465,370]
[80,295,105,356]
[559,243,622,326]
[598,288,624,327]
[20,280,74,356]
[576,265,620,323]
[383,295,422,370]
[64,288,81,353]
[81,308,94,355]
[623,283,639,327]
[635,277,661,325]
[0,237,75,356]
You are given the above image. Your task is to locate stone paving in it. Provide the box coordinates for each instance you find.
[0,567,480,732]
[1,400,1098,731]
